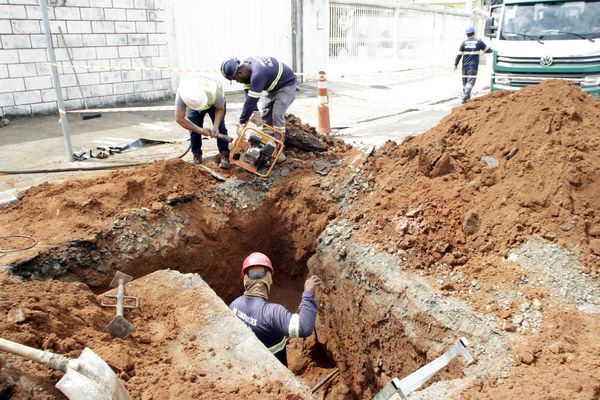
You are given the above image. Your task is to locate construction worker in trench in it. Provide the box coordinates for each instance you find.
[220,56,297,162]
[229,252,321,367]
[175,75,231,169]
[454,27,493,104]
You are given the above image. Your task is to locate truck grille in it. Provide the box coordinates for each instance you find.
[494,72,598,87]
[497,54,600,68]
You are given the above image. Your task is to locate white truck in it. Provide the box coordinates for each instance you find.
[483,0,600,97]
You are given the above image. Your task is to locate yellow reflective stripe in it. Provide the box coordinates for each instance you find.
[288,314,300,337]
[267,337,287,354]
[458,51,486,55]
[198,79,219,111]
[248,90,261,98]
[266,61,283,92]
[243,84,251,90]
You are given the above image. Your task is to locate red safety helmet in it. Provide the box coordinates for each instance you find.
[241,252,275,277]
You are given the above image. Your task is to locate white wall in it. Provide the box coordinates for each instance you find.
[302,0,329,78]
[0,0,171,117]
[169,0,294,93]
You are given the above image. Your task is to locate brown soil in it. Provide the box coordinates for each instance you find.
[357,80,600,273]
[1,80,600,399]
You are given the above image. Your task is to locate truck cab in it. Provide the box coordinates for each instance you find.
[484,0,600,97]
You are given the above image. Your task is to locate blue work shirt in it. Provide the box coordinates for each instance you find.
[454,38,492,70]
[239,56,296,124]
[229,291,317,366]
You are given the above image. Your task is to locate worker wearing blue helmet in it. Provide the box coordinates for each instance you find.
[220,56,296,146]
[454,27,492,103]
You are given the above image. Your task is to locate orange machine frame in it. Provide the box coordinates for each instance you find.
[231,122,285,178]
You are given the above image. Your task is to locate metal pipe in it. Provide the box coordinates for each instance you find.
[39,0,74,162]
[310,367,339,394]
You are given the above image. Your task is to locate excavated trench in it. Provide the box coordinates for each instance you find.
[5,170,510,399]
[6,176,344,395]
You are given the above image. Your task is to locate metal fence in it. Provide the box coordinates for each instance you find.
[329,2,483,74]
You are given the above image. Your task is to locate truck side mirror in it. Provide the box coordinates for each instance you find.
[484,17,497,37]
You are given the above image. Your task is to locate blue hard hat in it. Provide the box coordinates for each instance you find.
[221,57,241,80]
[466,26,475,35]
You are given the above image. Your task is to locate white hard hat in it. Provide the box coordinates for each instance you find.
[178,78,209,111]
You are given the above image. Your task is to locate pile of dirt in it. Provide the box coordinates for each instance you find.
[357,80,600,272]
[0,159,215,259]
[346,80,600,398]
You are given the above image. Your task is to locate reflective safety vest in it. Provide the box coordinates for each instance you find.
[186,77,223,111]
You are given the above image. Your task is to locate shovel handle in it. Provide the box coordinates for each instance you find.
[0,337,70,371]
[216,133,233,143]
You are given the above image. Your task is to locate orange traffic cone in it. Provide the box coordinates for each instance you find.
[317,70,331,135]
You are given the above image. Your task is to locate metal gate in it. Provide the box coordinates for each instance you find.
[329,1,477,74]
[172,0,293,91]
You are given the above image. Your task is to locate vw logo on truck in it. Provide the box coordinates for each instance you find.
[540,55,554,67]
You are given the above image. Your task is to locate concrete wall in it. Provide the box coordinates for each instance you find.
[302,0,329,77]
[0,0,171,117]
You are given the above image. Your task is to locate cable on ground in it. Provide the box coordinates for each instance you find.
[0,234,38,254]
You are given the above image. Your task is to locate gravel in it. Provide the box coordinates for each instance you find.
[507,236,600,314]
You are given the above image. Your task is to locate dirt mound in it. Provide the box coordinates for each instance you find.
[0,159,215,257]
[358,80,600,271]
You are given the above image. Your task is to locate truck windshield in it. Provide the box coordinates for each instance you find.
[501,0,600,40]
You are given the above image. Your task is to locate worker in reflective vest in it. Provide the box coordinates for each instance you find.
[454,27,492,104]
[229,252,321,367]
[220,56,296,160]
[175,76,231,169]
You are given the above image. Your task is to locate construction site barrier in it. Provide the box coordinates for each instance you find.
[317,71,331,135]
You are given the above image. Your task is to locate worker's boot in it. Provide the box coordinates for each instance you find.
[219,151,231,169]
[192,151,202,164]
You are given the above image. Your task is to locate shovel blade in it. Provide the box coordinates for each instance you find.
[56,348,131,400]
[106,315,134,339]
[109,271,133,288]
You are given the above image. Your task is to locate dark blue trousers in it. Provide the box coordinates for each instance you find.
[186,104,229,154]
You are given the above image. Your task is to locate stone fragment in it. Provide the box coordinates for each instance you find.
[590,239,600,256]
[430,152,452,177]
[7,307,27,324]
[519,351,535,365]
[481,155,500,168]
[462,211,479,235]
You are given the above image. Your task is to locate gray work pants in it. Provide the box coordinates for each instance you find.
[462,68,478,103]
[262,84,297,132]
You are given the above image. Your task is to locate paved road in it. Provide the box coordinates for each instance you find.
[332,101,461,147]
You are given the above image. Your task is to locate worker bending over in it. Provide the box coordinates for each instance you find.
[229,252,321,367]
[175,76,231,169]
[220,56,297,159]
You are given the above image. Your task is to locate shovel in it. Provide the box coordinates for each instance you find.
[101,271,139,339]
[0,337,131,400]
